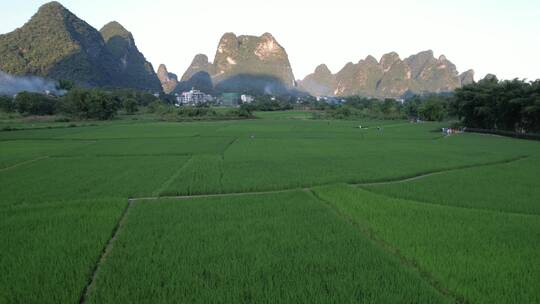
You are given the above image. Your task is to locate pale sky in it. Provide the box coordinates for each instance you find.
[1,0,539,81]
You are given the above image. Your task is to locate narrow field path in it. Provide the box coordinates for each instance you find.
[360,185,540,217]
[79,200,134,304]
[307,189,468,304]
[357,155,528,186]
[74,155,528,302]
[75,155,529,302]
[132,188,308,202]
[127,156,529,203]
[0,156,49,172]
[221,137,238,159]
[151,156,194,197]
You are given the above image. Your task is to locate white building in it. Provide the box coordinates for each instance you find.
[176,89,213,106]
[241,94,254,104]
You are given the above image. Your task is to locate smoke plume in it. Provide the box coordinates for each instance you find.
[0,70,65,96]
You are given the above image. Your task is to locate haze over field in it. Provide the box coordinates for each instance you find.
[1,0,539,81]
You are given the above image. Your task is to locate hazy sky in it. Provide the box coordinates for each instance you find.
[1,0,539,81]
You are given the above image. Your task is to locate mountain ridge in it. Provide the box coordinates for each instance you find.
[2,2,476,98]
[0,2,161,92]
[164,32,296,95]
[299,50,475,98]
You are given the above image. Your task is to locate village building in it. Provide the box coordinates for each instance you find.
[241,94,254,104]
[176,89,213,106]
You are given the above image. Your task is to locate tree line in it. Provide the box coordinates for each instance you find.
[0,85,160,120]
[313,95,452,121]
[313,77,540,134]
[454,76,540,133]
[2,76,538,131]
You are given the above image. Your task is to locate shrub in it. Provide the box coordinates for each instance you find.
[147,100,170,114]
[454,78,540,132]
[57,79,75,91]
[60,88,117,120]
[124,98,138,114]
[418,100,446,121]
[0,95,15,113]
[14,92,57,115]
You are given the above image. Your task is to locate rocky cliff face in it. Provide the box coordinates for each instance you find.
[298,64,336,97]
[299,50,474,98]
[100,21,162,91]
[0,2,161,91]
[459,69,475,86]
[180,54,215,82]
[213,32,295,87]
[180,32,296,95]
[334,56,384,97]
[0,2,112,86]
[157,64,178,94]
[3,2,474,97]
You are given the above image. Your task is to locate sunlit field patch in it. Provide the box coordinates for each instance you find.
[313,185,540,304]
[0,199,126,304]
[86,191,451,304]
[1,114,539,303]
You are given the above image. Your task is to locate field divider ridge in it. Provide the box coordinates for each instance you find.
[359,185,540,217]
[306,188,468,304]
[127,156,529,204]
[221,137,239,160]
[151,155,194,197]
[0,156,50,172]
[131,187,309,203]
[78,199,134,304]
[356,155,529,186]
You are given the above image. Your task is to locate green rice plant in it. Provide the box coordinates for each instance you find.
[55,137,236,157]
[1,111,539,303]
[161,154,223,196]
[58,121,222,139]
[0,139,93,169]
[212,118,424,140]
[254,110,314,119]
[365,155,540,215]
[86,191,451,303]
[313,185,540,304]
[0,155,190,205]
[0,125,99,140]
[214,134,535,194]
[0,199,126,304]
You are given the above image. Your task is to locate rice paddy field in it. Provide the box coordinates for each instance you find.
[1,111,539,303]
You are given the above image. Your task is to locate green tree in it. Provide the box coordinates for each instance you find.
[455,76,499,129]
[454,76,540,132]
[419,99,446,121]
[236,103,253,118]
[124,98,138,114]
[61,88,117,120]
[0,95,15,113]
[404,97,421,118]
[14,92,57,115]
[57,79,75,91]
